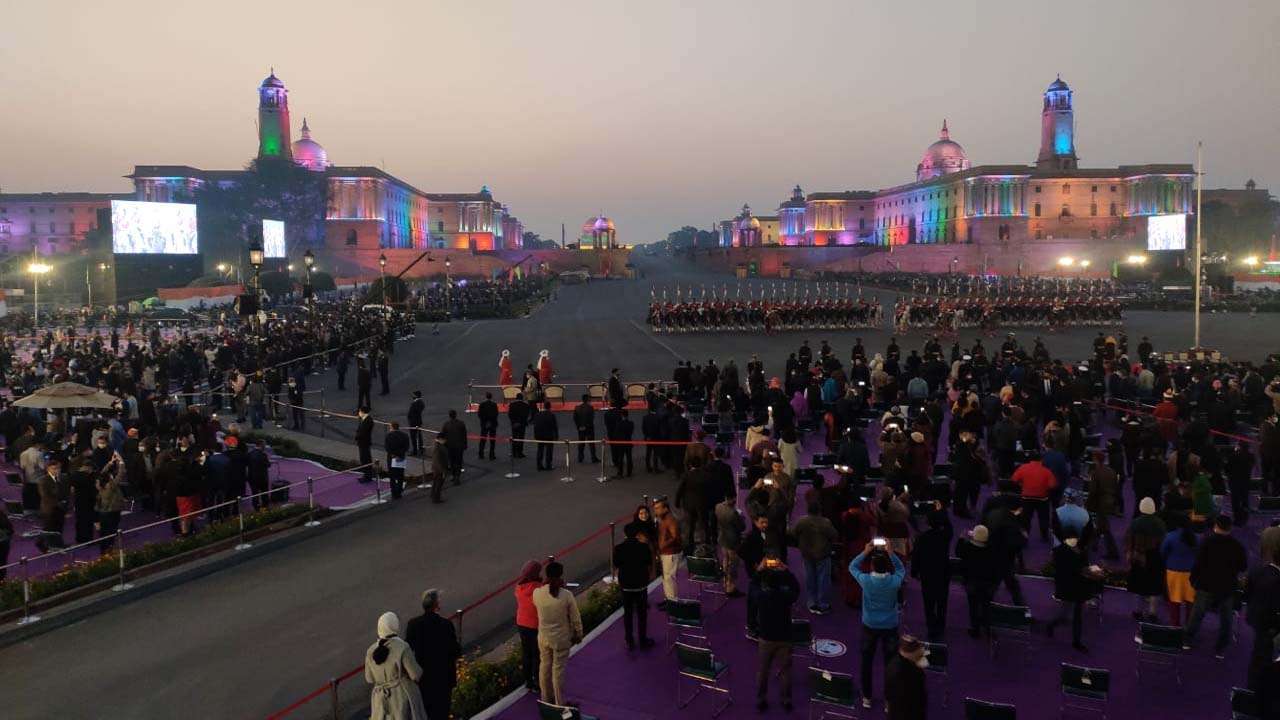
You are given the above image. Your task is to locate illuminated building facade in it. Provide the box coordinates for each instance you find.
[129,71,522,253]
[720,204,779,247]
[0,192,130,256]
[721,77,1194,249]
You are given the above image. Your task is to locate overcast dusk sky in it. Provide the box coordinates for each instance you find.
[1,0,1276,243]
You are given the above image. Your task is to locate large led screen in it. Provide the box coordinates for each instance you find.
[110,201,198,254]
[1147,213,1187,251]
[263,219,286,258]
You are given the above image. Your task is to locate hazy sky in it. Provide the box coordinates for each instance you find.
[1,0,1277,244]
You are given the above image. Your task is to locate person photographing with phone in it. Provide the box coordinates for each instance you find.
[849,536,907,710]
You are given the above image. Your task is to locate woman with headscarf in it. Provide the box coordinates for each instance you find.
[364,612,427,720]
[513,560,544,692]
[532,561,583,706]
[498,349,513,386]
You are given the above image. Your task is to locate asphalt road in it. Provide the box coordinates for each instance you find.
[2,253,1278,719]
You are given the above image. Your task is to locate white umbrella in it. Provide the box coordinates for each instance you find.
[12,382,120,410]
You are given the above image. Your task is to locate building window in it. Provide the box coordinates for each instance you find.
[1034,185,1041,193]
[1036,229,1044,240]
[1110,185,1117,192]
[345,229,358,246]
[1061,205,1071,217]
[1062,184,1070,194]
[1034,203,1041,217]
[1109,202,1117,217]
[1090,203,1097,217]
[49,222,56,232]
[1090,229,1099,239]
[436,221,444,232]
[1091,185,1098,193]
[859,218,865,230]
[47,208,54,213]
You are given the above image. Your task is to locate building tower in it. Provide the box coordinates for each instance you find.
[1037,75,1077,171]
[258,69,292,160]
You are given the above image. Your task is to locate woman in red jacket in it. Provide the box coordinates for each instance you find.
[514,560,543,692]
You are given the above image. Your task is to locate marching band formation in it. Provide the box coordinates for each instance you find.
[645,276,1123,335]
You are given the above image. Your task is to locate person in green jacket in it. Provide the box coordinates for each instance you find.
[1190,471,1215,523]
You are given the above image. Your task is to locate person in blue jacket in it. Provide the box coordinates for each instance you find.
[849,540,906,710]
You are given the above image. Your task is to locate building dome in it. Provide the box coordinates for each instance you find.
[291,118,328,171]
[593,216,615,232]
[1047,75,1070,92]
[261,69,285,88]
[916,120,970,182]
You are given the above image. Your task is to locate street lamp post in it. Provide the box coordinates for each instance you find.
[302,249,315,325]
[445,258,452,316]
[28,261,51,329]
[247,237,264,335]
[379,252,388,306]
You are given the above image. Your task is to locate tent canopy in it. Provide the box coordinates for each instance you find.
[12,382,120,410]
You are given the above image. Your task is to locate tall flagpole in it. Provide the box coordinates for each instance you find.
[1194,141,1203,349]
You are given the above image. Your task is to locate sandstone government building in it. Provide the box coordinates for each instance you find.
[721,77,1197,251]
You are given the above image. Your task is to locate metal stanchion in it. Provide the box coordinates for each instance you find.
[453,609,464,646]
[111,530,133,592]
[603,521,617,584]
[319,389,326,439]
[559,441,574,483]
[418,450,430,489]
[504,440,520,479]
[234,498,252,551]
[305,477,320,527]
[371,462,386,505]
[328,677,339,720]
[17,557,40,625]
[596,440,609,483]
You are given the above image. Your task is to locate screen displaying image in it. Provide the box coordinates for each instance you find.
[1147,213,1187,251]
[110,200,198,254]
[263,219,286,258]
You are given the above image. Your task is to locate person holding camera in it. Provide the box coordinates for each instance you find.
[849,538,906,710]
[753,554,800,712]
[95,449,127,555]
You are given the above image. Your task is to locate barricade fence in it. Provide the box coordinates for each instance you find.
[2,462,379,627]
[265,506,644,720]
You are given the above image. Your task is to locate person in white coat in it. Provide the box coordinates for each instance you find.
[365,612,427,720]
[532,562,583,705]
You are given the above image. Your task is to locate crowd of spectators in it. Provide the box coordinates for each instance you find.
[411,276,552,321]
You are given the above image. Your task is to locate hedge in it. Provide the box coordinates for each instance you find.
[0,504,309,613]
[450,582,621,718]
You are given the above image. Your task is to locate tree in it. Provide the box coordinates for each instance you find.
[192,156,328,272]
[1201,198,1280,257]
[521,231,558,249]
[666,226,719,250]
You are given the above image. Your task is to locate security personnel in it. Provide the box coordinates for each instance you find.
[477,392,500,461]
[573,394,600,464]
[407,390,426,456]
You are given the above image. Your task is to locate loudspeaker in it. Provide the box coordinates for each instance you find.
[236,293,259,316]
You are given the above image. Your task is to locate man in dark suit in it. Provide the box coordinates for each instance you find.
[336,349,350,391]
[440,410,468,485]
[355,407,374,483]
[573,394,601,464]
[607,368,626,409]
[642,406,665,473]
[611,409,634,478]
[508,393,532,459]
[377,348,391,396]
[665,404,692,475]
[407,390,425,456]
[532,401,559,471]
[356,356,373,409]
[476,392,499,461]
[385,421,410,499]
[404,589,461,720]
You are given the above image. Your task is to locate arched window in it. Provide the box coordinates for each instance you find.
[346,228,358,246]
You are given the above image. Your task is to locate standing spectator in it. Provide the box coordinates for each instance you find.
[1225,441,1255,525]
[884,636,929,720]
[355,407,375,484]
[440,410,467,485]
[404,589,460,720]
[654,497,682,606]
[287,377,306,431]
[791,501,838,614]
[1084,450,1121,560]
[364,611,426,720]
[94,451,126,555]
[407,390,425,456]
[849,541,906,710]
[573,394,600,464]
[911,509,953,640]
[247,439,272,509]
[377,348,391,396]
[714,490,746,597]
[533,562,583,706]
[675,455,710,550]
[1127,497,1167,622]
[0,510,12,579]
[532,402,558,471]
[754,556,800,712]
[36,458,69,551]
[508,393,532,459]
[513,561,543,691]
[1184,515,1248,656]
[956,525,999,637]
[610,409,635,478]
[1046,528,1100,652]
[357,357,373,410]
[246,372,267,430]
[1011,451,1057,542]
[613,523,655,650]
[385,421,410,500]
[1161,523,1200,626]
[642,406,665,473]
[476,392,498,461]
[1244,527,1280,715]
[429,436,448,504]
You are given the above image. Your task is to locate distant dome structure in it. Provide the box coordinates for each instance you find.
[582,214,617,249]
[593,216,615,232]
[734,204,762,246]
[916,119,970,182]
[261,70,285,88]
[292,118,328,171]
